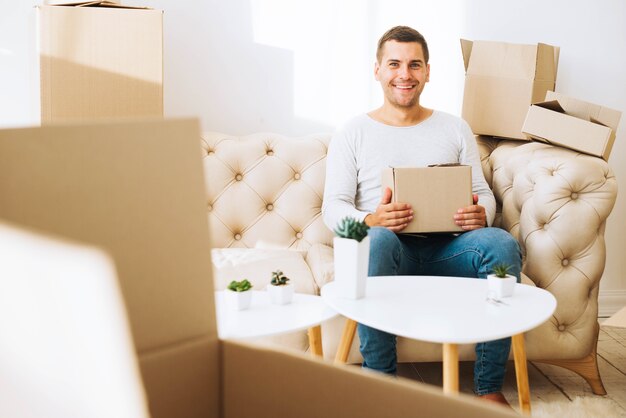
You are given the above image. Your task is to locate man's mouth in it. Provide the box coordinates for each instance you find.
[393,84,416,90]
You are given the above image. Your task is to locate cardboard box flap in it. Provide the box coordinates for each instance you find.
[463,40,557,81]
[50,1,150,9]
[534,100,566,114]
[535,43,559,82]
[460,39,473,72]
[545,91,622,131]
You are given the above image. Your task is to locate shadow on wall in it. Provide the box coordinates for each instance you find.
[157,0,335,136]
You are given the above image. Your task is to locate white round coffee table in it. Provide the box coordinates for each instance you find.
[215,290,338,356]
[321,276,557,414]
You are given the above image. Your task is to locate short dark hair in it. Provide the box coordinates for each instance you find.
[376,26,429,64]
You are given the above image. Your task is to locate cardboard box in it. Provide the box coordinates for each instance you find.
[37,3,163,123]
[522,91,621,160]
[603,306,626,329]
[461,39,559,140]
[0,120,515,418]
[381,165,472,233]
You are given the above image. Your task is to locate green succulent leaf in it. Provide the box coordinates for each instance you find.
[334,216,370,242]
[491,264,512,279]
[270,269,290,286]
[227,279,253,292]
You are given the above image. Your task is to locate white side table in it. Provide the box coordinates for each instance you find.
[321,276,556,414]
[215,290,338,357]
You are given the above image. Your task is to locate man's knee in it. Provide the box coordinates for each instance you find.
[368,226,400,250]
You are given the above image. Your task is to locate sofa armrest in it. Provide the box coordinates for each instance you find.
[305,243,335,294]
[488,140,617,358]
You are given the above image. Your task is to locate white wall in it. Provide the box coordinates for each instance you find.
[2,0,625,312]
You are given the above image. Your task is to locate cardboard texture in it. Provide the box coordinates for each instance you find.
[461,39,559,140]
[38,4,163,123]
[0,120,515,418]
[381,165,472,233]
[522,91,622,160]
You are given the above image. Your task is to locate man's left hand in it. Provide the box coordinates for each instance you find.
[454,194,486,231]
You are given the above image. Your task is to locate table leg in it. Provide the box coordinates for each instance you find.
[442,343,459,394]
[307,325,323,357]
[334,319,358,364]
[512,333,531,415]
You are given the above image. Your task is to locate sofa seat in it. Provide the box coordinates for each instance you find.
[202,132,617,394]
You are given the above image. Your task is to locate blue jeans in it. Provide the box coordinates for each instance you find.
[359,227,522,395]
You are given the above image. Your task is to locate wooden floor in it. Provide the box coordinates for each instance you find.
[396,325,626,416]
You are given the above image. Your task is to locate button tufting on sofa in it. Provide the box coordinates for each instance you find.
[562,259,569,266]
[234,234,242,240]
[294,173,301,180]
[571,192,579,200]
[266,204,274,211]
[235,174,243,181]
[558,325,566,332]
[296,232,303,239]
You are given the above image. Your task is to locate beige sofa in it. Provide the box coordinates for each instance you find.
[203,131,617,395]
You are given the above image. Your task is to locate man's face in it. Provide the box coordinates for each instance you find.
[375,40,430,109]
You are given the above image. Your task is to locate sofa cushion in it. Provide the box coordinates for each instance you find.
[305,243,335,291]
[211,248,317,295]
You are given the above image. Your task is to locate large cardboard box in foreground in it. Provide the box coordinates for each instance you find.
[381,165,472,233]
[0,120,514,418]
[522,91,621,161]
[461,39,559,140]
[37,3,163,123]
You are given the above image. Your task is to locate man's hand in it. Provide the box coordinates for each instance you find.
[364,187,413,232]
[454,194,486,231]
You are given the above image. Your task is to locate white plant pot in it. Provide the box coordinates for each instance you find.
[224,289,253,311]
[487,274,517,299]
[267,283,295,305]
[333,235,370,300]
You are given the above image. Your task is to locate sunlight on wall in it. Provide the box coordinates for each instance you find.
[250,0,371,127]
[250,0,465,127]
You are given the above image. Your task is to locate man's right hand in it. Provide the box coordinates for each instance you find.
[364,187,413,232]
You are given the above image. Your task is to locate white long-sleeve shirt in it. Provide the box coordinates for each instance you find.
[322,111,495,231]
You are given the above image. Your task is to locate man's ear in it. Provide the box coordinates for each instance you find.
[374,61,380,81]
[426,63,430,83]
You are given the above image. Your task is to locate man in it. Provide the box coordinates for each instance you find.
[322,26,522,406]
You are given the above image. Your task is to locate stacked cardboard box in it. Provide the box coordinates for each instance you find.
[37,2,163,123]
[522,91,621,161]
[461,39,621,160]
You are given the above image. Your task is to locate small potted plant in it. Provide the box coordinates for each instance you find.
[225,279,253,311]
[333,216,370,300]
[267,269,295,305]
[487,264,516,299]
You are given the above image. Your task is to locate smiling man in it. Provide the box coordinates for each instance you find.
[322,26,522,406]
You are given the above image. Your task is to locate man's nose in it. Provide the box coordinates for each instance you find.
[398,64,411,78]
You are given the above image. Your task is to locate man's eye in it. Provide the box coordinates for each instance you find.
[389,62,398,67]
[411,63,421,69]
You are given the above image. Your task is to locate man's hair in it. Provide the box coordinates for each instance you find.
[376,26,429,64]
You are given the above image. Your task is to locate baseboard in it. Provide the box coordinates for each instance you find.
[598,290,626,318]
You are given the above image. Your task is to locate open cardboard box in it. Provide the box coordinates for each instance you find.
[0,119,515,417]
[461,39,559,140]
[36,3,162,123]
[381,165,472,233]
[522,91,621,161]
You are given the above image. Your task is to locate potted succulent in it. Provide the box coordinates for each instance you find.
[487,264,516,299]
[225,279,253,311]
[267,269,295,305]
[333,217,370,299]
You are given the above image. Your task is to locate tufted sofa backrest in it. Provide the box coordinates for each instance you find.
[201,132,334,250]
